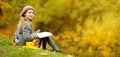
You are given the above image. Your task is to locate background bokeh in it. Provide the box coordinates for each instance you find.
[0,0,120,57]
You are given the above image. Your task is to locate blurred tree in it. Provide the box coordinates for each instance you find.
[0,7,2,16]
[0,0,11,28]
[0,0,120,57]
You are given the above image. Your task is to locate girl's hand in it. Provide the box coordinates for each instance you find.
[36,29,40,33]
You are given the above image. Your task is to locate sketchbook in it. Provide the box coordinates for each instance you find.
[37,32,53,38]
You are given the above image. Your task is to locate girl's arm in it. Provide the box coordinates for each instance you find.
[22,22,38,40]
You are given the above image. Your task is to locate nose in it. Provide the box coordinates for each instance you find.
[30,13,34,16]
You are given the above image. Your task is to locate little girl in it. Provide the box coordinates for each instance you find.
[14,6,60,52]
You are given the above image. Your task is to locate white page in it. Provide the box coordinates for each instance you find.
[37,32,53,38]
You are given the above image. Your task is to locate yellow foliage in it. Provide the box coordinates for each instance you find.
[53,15,118,56]
[100,47,112,57]
[22,39,38,49]
[70,9,78,19]
[0,1,11,9]
[1,0,120,57]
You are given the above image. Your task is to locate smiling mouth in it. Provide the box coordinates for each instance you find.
[29,16,33,18]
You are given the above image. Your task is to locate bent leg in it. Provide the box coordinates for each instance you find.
[45,37,60,51]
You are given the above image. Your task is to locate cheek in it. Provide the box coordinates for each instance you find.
[32,14,35,17]
[25,13,29,17]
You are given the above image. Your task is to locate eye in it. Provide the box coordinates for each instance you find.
[32,12,34,14]
[28,11,34,14]
[28,11,32,14]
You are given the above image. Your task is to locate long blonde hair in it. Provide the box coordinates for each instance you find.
[15,17,32,33]
[16,6,34,34]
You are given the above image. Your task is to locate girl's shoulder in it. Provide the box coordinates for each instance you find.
[24,21,29,25]
[23,21,30,26]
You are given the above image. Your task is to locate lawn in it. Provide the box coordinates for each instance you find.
[0,38,73,57]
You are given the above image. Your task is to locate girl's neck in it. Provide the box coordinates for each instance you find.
[24,17,33,28]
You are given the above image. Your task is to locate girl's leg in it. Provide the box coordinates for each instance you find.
[38,38,47,49]
[42,39,47,49]
[45,37,60,52]
[38,39,42,48]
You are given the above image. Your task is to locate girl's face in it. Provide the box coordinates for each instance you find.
[25,9,34,20]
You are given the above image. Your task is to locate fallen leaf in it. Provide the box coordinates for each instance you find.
[38,53,49,56]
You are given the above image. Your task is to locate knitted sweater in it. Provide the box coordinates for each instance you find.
[14,22,38,45]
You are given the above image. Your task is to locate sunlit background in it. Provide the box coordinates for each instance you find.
[0,0,120,57]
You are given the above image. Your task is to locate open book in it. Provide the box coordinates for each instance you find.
[37,32,53,38]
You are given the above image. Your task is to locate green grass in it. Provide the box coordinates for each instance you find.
[0,38,70,57]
